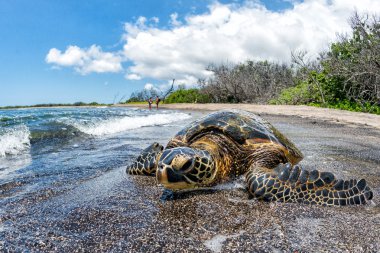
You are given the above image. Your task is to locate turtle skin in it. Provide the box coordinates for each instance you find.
[126,110,373,206]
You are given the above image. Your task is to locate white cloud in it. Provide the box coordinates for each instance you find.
[125,73,142,80]
[144,83,155,90]
[46,46,84,66]
[144,81,176,93]
[122,0,380,84]
[136,16,147,27]
[151,17,160,24]
[46,45,123,75]
[46,0,380,84]
[170,13,182,26]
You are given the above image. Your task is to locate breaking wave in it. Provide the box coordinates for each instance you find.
[67,112,191,136]
[0,125,31,157]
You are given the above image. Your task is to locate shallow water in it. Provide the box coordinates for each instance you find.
[0,107,192,186]
[0,107,204,251]
[0,109,379,252]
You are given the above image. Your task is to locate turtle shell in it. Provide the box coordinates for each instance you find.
[166,109,302,160]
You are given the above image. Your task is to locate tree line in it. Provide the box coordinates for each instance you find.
[0,102,108,110]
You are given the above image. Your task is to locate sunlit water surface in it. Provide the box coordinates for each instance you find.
[0,107,202,249]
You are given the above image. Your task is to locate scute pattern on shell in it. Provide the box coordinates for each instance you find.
[168,109,299,154]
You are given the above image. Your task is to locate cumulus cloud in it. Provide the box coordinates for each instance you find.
[125,73,142,80]
[46,0,380,84]
[151,17,160,24]
[122,0,380,84]
[144,83,155,90]
[144,82,176,95]
[170,13,182,26]
[46,45,123,74]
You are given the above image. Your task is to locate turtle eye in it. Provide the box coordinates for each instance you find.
[171,154,194,172]
[181,159,194,172]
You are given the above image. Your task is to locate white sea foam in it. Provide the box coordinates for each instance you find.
[0,125,31,157]
[70,112,191,136]
[0,153,32,179]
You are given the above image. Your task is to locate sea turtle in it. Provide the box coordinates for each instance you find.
[126,110,373,206]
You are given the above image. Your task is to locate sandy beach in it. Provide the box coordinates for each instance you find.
[1,106,379,252]
[118,103,380,130]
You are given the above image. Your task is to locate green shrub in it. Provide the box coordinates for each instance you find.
[165,89,212,103]
[269,81,320,105]
[73,102,86,106]
[273,82,380,114]
[125,97,143,103]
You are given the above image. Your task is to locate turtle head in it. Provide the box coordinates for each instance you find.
[126,142,163,175]
[156,147,215,190]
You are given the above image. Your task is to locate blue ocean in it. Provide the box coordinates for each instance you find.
[0,107,204,250]
[0,107,195,192]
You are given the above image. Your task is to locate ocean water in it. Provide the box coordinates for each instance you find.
[0,107,194,203]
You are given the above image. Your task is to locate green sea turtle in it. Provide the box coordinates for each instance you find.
[126,110,373,206]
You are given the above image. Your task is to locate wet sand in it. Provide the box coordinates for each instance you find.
[1,111,380,252]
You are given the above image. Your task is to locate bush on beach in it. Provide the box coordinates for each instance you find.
[165,88,212,103]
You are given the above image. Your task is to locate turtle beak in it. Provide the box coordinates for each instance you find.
[156,163,190,190]
[156,163,167,185]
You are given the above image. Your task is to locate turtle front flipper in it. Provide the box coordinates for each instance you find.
[246,163,373,206]
[126,142,163,176]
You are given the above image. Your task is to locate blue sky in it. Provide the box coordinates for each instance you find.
[0,0,379,106]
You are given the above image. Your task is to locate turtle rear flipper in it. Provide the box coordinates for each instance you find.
[246,163,373,206]
[126,143,163,176]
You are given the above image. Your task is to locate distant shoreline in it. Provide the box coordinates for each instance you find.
[2,102,380,130]
[0,103,109,110]
[0,104,113,110]
[117,103,380,130]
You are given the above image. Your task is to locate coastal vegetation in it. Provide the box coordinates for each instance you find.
[165,88,212,103]
[127,13,380,114]
[0,102,108,110]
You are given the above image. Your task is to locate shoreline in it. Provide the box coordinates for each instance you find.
[2,103,379,130]
[116,103,380,130]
